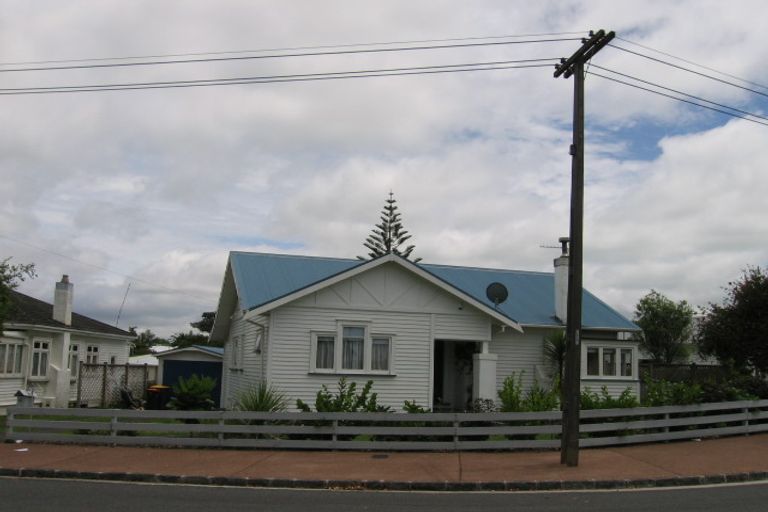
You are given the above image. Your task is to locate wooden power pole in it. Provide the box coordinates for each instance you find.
[554,29,615,467]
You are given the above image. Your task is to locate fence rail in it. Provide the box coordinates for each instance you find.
[6,399,768,451]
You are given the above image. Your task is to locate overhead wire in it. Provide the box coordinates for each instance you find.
[0,233,215,303]
[586,71,768,128]
[607,43,768,100]
[0,59,559,95]
[615,36,768,92]
[0,38,579,73]
[0,30,588,67]
[590,64,768,123]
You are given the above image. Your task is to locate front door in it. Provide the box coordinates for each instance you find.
[433,340,476,412]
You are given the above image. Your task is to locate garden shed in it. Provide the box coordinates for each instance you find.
[156,345,224,407]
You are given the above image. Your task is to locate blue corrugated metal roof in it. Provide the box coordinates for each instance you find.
[229,252,637,330]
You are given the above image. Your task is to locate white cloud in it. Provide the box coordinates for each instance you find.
[2,1,767,336]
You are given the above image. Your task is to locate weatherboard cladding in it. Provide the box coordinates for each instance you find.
[228,252,636,330]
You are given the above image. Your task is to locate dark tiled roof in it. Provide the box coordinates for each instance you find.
[5,289,133,337]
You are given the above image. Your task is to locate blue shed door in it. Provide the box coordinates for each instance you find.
[162,360,223,407]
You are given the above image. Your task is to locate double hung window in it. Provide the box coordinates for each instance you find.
[31,340,50,378]
[86,345,99,364]
[0,343,24,377]
[311,323,392,374]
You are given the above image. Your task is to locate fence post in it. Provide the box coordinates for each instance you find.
[77,360,83,406]
[663,413,670,434]
[111,414,118,443]
[6,408,13,438]
[143,363,149,397]
[218,412,225,447]
[743,407,750,436]
[453,415,460,449]
[101,363,108,408]
[332,419,338,446]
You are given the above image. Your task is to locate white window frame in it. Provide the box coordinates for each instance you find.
[30,339,50,378]
[230,335,243,370]
[309,322,394,375]
[68,344,80,379]
[582,343,637,379]
[0,342,25,377]
[86,345,99,365]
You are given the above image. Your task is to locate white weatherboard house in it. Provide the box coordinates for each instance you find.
[0,276,133,411]
[211,251,640,411]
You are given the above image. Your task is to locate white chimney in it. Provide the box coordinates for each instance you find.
[554,237,569,323]
[53,275,73,326]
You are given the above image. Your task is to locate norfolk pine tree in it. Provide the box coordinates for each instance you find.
[358,192,421,262]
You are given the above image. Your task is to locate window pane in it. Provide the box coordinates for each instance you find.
[621,349,633,377]
[342,339,364,369]
[343,326,365,339]
[316,336,335,369]
[14,345,24,374]
[5,346,13,374]
[587,348,599,376]
[603,348,616,376]
[371,338,389,371]
[39,352,48,376]
[32,352,40,376]
[0,345,6,374]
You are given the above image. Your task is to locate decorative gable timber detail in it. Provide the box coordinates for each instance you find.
[245,254,522,332]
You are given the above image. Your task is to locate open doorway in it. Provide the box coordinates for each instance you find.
[433,340,476,412]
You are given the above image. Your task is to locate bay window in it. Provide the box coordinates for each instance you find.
[583,344,635,379]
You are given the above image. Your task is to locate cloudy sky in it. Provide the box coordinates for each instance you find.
[1,1,766,337]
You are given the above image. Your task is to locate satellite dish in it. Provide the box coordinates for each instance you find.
[486,282,508,307]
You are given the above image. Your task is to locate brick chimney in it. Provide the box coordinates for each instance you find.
[53,275,73,326]
[554,237,569,323]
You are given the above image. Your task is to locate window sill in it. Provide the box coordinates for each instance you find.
[582,375,637,381]
[309,371,396,377]
[28,377,49,382]
[0,374,24,379]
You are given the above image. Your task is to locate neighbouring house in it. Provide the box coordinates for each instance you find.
[0,275,134,411]
[210,249,640,412]
[156,345,224,407]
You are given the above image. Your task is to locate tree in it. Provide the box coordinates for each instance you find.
[169,330,210,349]
[634,290,694,364]
[0,258,36,333]
[129,328,168,356]
[358,192,421,262]
[697,267,768,376]
[543,330,567,392]
[190,311,215,333]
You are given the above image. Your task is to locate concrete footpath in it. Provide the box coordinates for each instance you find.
[2,434,768,491]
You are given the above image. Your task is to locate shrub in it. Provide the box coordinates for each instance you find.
[167,374,217,411]
[642,377,702,406]
[581,386,638,409]
[498,373,525,412]
[469,398,497,413]
[524,379,560,412]
[403,400,430,413]
[235,382,288,412]
[296,377,391,412]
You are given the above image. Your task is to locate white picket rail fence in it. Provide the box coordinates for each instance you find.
[5,399,768,451]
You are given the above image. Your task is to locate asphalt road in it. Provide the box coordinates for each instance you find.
[2,478,768,511]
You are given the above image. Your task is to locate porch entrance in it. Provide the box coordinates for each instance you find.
[433,340,477,412]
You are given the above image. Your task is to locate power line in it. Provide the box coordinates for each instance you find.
[0,60,558,96]
[591,64,768,123]
[587,71,768,128]
[0,38,578,74]
[615,36,768,92]
[607,43,768,100]
[0,233,215,303]
[0,31,588,67]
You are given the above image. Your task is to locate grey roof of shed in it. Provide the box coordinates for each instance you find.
[228,252,638,330]
[5,290,134,337]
